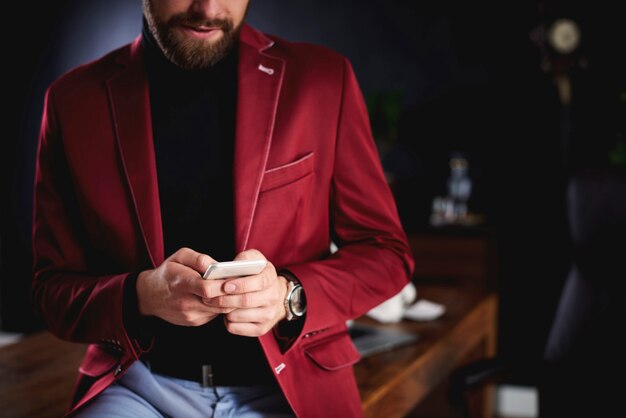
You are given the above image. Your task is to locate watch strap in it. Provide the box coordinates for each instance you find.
[284,280,297,321]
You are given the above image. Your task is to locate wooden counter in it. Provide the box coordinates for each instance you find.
[357,282,497,418]
[0,330,85,417]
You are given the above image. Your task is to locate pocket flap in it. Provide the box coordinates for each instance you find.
[304,332,361,371]
[78,344,120,378]
[261,152,314,192]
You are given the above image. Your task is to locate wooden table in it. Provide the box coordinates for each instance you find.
[0,330,85,417]
[357,282,497,418]
[0,282,496,418]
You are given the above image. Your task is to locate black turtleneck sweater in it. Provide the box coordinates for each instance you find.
[139,23,274,386]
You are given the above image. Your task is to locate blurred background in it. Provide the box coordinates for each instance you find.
[1,0,624,416]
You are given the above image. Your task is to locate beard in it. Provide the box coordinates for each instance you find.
[143,2,245,70]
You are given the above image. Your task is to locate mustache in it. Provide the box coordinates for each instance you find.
[167,13,233,31]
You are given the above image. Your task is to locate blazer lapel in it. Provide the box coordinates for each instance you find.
[106,37,164,267]
[234,26,285,251]
[104,27,283,262]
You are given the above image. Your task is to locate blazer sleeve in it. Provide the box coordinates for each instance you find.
[284,58,415,338]
[31,86,150,359]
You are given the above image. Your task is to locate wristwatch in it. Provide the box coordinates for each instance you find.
[284,278,306,321]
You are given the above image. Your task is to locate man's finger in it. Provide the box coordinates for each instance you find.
[169,247,215,275]
[233,248,265,262]
[187,276,225,300]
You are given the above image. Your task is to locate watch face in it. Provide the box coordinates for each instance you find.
[548,18,581,54]
[289,285,307,316]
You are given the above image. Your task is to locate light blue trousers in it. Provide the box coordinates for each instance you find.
[73,360,295,418]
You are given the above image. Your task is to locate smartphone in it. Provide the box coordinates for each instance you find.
[202,259,267,280]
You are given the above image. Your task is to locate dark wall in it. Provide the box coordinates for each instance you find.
[2,0,142,331]
[2,1,73,331]
[2,1,624,365]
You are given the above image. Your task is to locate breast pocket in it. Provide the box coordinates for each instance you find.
[249,152,316,265]
[260,152,315,192]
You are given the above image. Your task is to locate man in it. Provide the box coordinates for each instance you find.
[32,0,414,416]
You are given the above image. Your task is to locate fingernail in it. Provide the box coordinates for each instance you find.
[224,282,236,293]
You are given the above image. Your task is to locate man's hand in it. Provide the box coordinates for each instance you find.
[204,249,290,337]
[136,248,235,326]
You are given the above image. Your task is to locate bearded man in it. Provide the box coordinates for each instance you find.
[32,1,414,416]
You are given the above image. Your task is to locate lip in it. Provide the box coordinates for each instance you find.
[177,24,222,39]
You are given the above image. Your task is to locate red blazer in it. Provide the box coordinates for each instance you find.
[33,24,414,417]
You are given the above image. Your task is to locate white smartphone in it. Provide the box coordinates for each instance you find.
[202,259,267,280]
